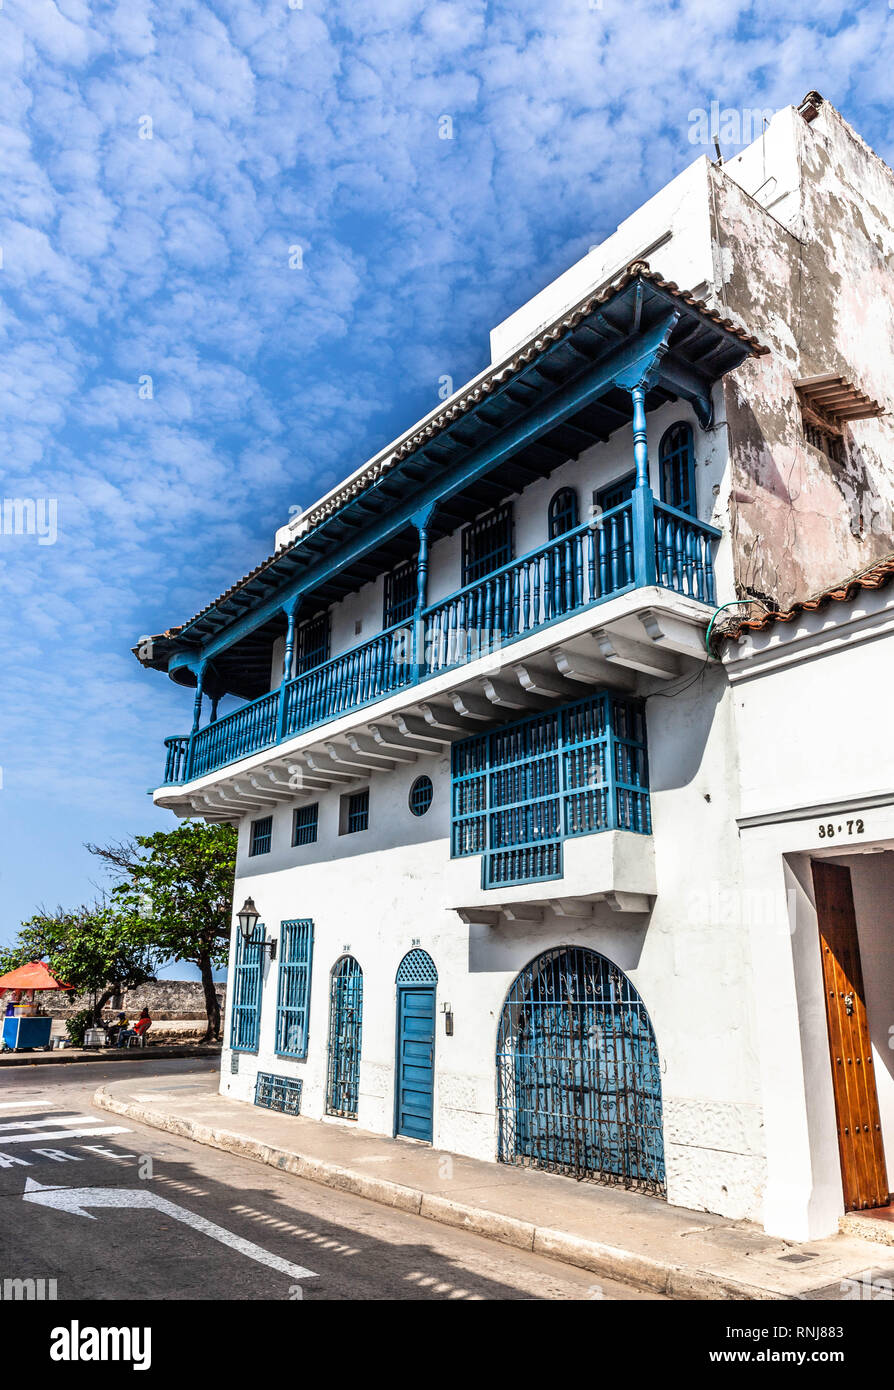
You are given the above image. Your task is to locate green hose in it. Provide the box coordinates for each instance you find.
[704,599,766,655]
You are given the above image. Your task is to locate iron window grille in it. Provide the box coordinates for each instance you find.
[345,789,369,835]
[461,503,513,587]
[383,559,418,629]
[255,1072,303,1116]
[409,775,434,817]
[230,924,266,1053]
[292,803,319,846]
[326,955,363,1118]
[804,422,844,464]
[451,691,650,889]
[658,422,696,516]
[496,945,665,1193]
[275,918,314,1058]
[548,487,579,538]
[249,815,273,857]
[294,611,330,676]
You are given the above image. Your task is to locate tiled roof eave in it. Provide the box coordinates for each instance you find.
[717,554,894,649]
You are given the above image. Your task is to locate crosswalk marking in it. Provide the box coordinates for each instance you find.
[0,1115,105,1132]
[0,1100,54,1111]
[0,1126,132,1146]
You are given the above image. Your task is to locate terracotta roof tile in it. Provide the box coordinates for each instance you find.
[717,553,894,648]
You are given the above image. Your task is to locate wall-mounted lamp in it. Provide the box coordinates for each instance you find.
[236,896,276,960]
[441,1000,453,1036]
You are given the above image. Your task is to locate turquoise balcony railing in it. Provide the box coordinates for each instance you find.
[161,496,719,785]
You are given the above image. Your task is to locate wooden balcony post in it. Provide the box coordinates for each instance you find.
[629,384,657,588]
[184,660,207,781]
[412,504,434,681]
[278,599,300,742]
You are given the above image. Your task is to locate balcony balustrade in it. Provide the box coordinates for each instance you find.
[161,493,719,786]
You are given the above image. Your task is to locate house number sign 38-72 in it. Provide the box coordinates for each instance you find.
[817,819,865,839]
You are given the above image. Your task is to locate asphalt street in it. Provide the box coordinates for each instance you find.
[0,1059,662,1301]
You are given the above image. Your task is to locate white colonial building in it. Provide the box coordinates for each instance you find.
[138,92,894,1241]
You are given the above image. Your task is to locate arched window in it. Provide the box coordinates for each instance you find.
[658,422,695,516]
[548,487,579,538]
[496,945,665,1193]
[326,956,363,1119]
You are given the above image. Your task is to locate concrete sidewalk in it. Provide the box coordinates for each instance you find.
[1,1043,221,1067]
[93,1074,894,1301]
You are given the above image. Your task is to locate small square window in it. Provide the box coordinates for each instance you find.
[340,789,369,835]
[804,422,844,465]
[249,815,273,856]
[292,803,319,846]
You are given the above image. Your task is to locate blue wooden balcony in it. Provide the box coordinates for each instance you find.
[161,493,718,786]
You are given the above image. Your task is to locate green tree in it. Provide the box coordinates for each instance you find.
[2,903,157,1025]
[88,821,236,1041]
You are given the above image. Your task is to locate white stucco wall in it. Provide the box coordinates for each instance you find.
[221,659,766,1223]
[727,588,894,1238]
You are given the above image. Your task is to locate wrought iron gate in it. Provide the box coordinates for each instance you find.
[326,955,363,1118]
[496,946,665,1193]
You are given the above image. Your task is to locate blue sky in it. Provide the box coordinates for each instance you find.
[1,0,893,960]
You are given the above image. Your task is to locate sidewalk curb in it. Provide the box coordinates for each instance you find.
[1,1046,221,1067]
[93,1085,781,1300]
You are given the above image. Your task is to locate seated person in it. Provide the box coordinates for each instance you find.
[109,1012,129,1045]
[117,1008,151,1047]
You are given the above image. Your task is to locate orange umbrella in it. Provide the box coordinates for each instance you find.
[0,961,71,991]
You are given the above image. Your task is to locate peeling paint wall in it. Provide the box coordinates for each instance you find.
[714,100,894,607]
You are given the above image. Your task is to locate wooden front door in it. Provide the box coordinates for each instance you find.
[812,861,889,1211]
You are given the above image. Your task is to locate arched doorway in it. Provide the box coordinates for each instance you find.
[326,956,363,1119]
[496,946,665,1193]
[395,950,438,1142]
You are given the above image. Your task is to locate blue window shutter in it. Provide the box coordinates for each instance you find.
[275,919,314,1058]
[230,924,265,1052]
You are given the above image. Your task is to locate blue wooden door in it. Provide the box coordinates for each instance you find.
[396,985,435,1141]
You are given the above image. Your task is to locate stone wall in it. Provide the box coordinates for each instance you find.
[44,979,227,1020]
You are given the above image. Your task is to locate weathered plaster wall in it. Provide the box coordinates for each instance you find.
[715,100,894,607]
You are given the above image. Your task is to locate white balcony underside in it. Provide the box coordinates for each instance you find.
[445,831,656,921]
[155,585,712,822]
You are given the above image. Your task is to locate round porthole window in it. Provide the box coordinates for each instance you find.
[409,775,433,817]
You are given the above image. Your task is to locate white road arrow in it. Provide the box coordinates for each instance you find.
[22,1178,317,1283]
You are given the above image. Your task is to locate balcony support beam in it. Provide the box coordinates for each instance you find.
[419,702,479,735]
[248,774,294,802]
[514,662,577,699]
[302,751,357,783]
[232,780,279,807]
[346,733,410,767]
[452,690,497,721]
[367,724,436,757]
[392,713,453,749]
[480,676,528,710]
[637,608,711,661]
[593,628,680,680]
[551,646,636,692]
[284,759,334,792]
[326,741,396,774]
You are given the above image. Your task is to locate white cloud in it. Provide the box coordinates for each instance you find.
[0,0,892,935]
